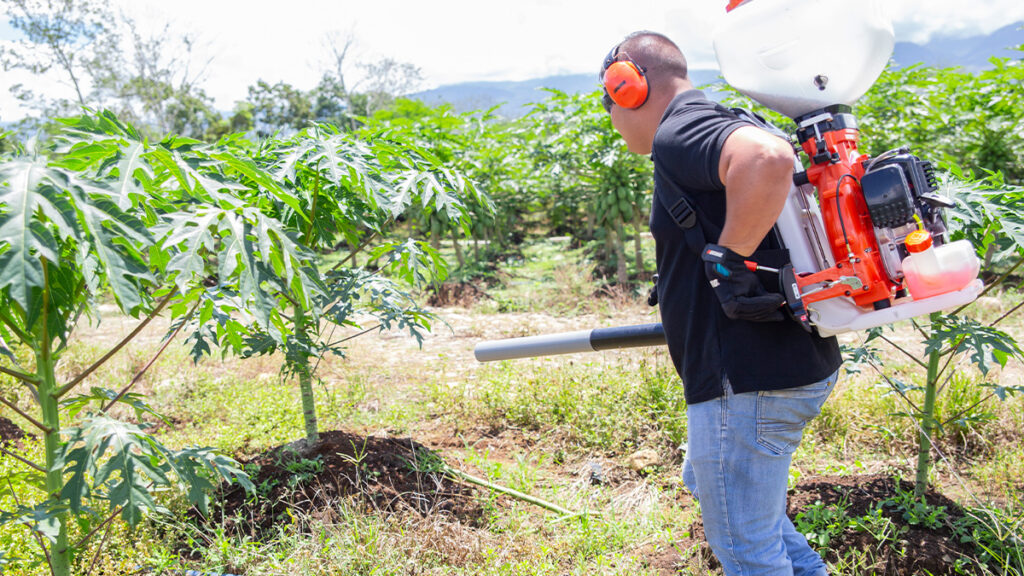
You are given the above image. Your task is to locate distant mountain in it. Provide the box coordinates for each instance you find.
[412,23,1024,117]
[413,69,721,117]
[893,21,1024,70]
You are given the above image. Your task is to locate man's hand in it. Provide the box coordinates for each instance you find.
[702,243,785,322]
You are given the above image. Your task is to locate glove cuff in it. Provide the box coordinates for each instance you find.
[702,243,744,264]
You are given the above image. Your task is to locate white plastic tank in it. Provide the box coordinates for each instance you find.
[712,0,895,119]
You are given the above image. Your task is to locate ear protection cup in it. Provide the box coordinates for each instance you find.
[603,61,649,109]
[601,45,649,110]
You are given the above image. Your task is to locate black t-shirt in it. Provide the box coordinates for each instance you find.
[650,90,842,405]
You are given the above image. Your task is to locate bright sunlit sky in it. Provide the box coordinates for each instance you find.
[2,0,1024,121]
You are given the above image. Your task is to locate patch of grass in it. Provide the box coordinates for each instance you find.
[952,505,1024,574]
[140,494,690,576]
[428,355,686,455]
[971,443,1024,502]
[0,437,46,574]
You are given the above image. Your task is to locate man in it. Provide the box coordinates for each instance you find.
[600,32,843,575]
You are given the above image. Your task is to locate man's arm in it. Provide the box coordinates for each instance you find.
[716,125,795,257]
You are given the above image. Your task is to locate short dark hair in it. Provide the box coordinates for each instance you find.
[614,31,689,88]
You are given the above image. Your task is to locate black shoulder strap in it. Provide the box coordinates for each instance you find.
[652,160,708,256]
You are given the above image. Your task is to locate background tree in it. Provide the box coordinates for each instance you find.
[314,29,358,129]
[247,80,314,138]
[1,0,224,140]
[357,58,424,116]
[0,0,115,116]
[89,23,221,140]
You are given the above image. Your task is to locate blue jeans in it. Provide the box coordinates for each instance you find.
[683,371,838,576]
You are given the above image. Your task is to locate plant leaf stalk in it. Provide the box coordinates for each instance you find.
[58,291,175,398]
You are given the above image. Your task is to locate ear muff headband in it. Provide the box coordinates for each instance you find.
[601,45,649,110]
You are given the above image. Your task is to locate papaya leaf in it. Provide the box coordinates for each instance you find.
[0,159,68,313]
[981,382,1024,401]
[925,316,1023,375]
[59,415,245,526]
[0,502,64,543]
[368,239,448,286]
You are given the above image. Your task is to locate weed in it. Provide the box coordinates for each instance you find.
[849,502,904,545]
[883,479,949,529]
[282,455,324,487]
[794,498,852,549]
[952,506,1024,574]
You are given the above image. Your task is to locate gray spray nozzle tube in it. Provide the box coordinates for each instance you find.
[474,323,666,362]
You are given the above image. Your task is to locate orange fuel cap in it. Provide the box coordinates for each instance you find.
[905,230,933,253]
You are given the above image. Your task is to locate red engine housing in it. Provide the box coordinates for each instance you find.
[794,113,899,309]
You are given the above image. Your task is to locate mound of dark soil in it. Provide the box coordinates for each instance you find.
[654,474,994,576]
[0,416,27,446]
[205,430,482,539]
[427,281,489,307]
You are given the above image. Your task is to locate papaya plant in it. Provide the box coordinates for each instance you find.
[458,107,537,254]
[366,99,500,268]
[0,110,323,576]
[233,121,484,445]
[848,164,1024,496]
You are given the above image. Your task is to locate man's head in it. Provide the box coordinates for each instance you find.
[600,31,692,154]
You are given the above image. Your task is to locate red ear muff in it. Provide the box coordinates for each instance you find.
[600,46,649,110]
[603,60,648,109]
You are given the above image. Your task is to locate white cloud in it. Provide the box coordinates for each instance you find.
[2,0,1022,122]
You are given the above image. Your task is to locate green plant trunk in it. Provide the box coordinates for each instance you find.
[294,307,319,445]
[632,210,645,276]
[37,349,72,576]
[613,220,628,285]
[915,312,942,497]
[451,228,465,268]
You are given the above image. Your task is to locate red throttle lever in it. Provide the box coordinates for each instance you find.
[744,261,781,274]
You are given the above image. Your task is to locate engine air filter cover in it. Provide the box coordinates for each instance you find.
[861,164,915,229]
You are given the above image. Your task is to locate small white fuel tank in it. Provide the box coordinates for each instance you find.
[712,0,894,119]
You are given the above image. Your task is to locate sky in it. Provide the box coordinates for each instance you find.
[2,0,1024,121]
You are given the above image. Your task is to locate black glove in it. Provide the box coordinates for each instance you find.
[702,243,785,322]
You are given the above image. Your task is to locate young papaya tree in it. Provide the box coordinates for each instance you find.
[847,164,1024,497]
[367,99,501,268]
[231,120,485,445]
[460,108,540,254]
[0,110,322,576]
[837,60,1024,496]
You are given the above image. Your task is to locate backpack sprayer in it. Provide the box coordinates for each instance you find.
[475,0,982,363]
